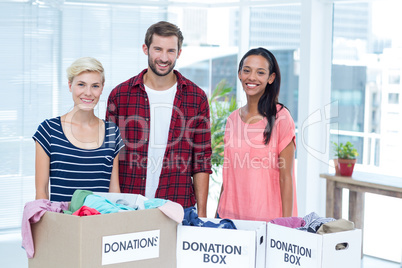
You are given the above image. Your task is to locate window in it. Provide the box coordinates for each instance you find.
[0,0,167,230]
[388,93,399,104]
[0,0,302,231]
[332,1,402,262]
[388,71,400,85]
[249,5,301,124]
[1,1,400,263]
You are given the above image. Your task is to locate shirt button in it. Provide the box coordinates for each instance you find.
[146,118,149,121]
[145,138,148,142]
[145,98,148,102]
[142,177,145,180]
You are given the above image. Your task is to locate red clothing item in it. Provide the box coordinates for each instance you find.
[106,69,212,208]
[72,206,101,216]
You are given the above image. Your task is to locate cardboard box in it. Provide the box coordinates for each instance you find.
[177,218,266,268]
[266,222,362,268]
[29,208,177,268]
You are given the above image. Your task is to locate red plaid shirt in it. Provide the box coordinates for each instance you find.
[106,69,212,208]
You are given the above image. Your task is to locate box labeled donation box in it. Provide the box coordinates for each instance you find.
[266,222,362,268]
[177,218,266,268]
[28,208,177,268]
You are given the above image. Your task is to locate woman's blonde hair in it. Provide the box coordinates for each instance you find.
[66,57,105,84]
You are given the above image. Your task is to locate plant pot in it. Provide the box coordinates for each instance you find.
[333,159,340,176]
[337,158,357,177]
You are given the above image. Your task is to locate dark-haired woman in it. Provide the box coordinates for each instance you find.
[217,47,297,222]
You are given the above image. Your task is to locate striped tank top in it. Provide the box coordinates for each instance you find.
[33,117,125,201]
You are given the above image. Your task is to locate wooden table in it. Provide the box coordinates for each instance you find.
[320,171,402,231]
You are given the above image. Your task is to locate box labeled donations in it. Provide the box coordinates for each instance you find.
[266,222,362,268]
[28,208,177,268]
[177,218,266,268]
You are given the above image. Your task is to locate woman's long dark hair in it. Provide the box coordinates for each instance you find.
[238,47,283,145]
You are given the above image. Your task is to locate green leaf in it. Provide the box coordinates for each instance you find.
[332,141,358,159]
[209,79,237,170]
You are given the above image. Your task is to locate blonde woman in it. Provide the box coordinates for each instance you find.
[33,57,124,201]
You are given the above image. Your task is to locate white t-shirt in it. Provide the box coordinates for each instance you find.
[144,83,177,199]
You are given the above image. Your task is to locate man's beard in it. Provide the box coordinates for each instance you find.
[148,57,176,77]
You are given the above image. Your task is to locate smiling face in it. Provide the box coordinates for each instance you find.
[143,34,181,77]
[68,71,103,110]
[238,55,276,99]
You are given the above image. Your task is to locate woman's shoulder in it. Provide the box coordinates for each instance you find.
[276,104,293,119]
[104,120,123,139]
[225,109,240,127]
[34,117,61,142]
[105,120,118,130]
[38,116,61,129]
[228,108,240,119]
[275,104,295,130]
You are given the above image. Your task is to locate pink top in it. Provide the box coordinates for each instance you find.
[217,105,297,222]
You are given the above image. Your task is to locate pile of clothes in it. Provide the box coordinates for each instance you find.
[182,206,237,229]
[21,190,184,258]
[270,212,355,249]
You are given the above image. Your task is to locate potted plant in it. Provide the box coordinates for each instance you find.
[209,79,237,174]
[207,79,237,213]
[332,141,358,177]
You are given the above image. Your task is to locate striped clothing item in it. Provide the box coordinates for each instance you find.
[297,212,336,233]
[33,117,124,202]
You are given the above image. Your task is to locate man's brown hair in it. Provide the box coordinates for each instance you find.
[145,21,184,51]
